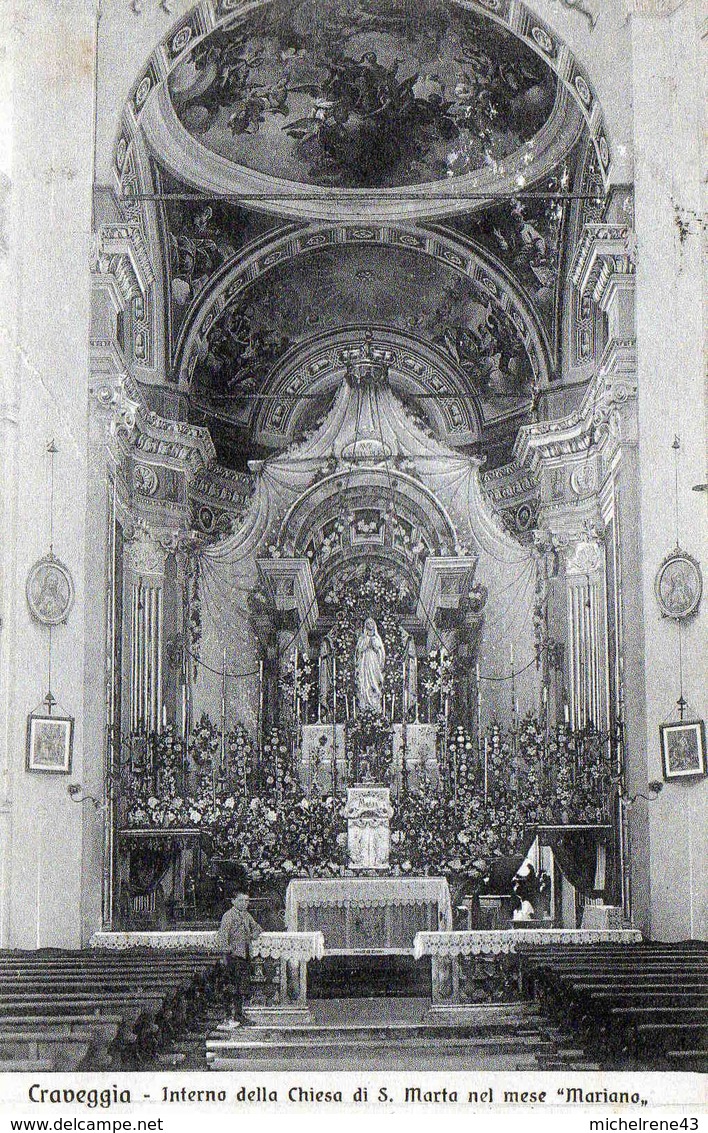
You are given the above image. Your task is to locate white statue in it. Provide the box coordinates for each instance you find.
[355,617,385,714]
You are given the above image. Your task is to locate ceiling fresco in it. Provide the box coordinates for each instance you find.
[167,0,557,190]
[158,167,288,342]
[188,242,535,415]
[443,159,577,346]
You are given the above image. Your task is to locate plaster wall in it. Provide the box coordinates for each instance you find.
[631,0,707,940]
[0,0,98,947]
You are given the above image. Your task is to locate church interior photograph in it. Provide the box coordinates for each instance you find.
[0,0,705,1074]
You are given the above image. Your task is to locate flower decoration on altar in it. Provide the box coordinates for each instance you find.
[345,709,394,784]
[120,705,614,888]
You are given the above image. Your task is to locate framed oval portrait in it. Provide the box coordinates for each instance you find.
[654,549,702,620]
[26,554,75,626]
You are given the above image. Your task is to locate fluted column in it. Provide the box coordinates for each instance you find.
[126,524,166,733]
[565,539,609,732]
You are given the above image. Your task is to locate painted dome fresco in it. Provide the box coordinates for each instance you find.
[168,0,558,190]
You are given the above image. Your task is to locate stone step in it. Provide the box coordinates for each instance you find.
[222,1022,548,1044]
[207,1052,544,1071]
[206,1034,553,1059]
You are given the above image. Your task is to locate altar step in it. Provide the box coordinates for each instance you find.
[206,998,597,1071]
[308,955,431,998]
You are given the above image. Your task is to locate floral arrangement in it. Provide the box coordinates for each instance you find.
[420,647,456,722]
[121,712,613,887]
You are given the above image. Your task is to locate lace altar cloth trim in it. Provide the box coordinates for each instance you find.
[413,928,643,960]
[286,877,452,931]
[89,931,221,950]
[250,932,325,962]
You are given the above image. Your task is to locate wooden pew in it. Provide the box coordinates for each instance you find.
[0,1030,95,1071]
[514,943,707,1068]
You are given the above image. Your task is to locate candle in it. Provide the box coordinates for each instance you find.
[564,701,570,725]
[483,736,489,806]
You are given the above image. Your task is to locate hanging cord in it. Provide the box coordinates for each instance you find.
[672,435,681,549]
[45,440,58,712]
[671,436,687,718]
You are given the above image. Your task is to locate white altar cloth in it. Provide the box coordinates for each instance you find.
[413,927,642,960]
[285,877,452,953]
[90,930,220,950]
[250,931,325,962]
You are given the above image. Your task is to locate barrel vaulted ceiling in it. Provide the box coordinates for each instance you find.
[114,0,607,474]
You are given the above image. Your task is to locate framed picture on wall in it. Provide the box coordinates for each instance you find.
[26,714,74,774]
[659,720,706,781]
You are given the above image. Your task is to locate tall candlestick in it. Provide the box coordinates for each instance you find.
[292,646,299,719]
[483,736,489,807]
[220,647,227,772]
[258,659,264,770]
[476,660,482,759]
[332,655,337,794]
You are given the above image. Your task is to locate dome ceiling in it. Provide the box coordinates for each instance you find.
[167,0,557,191]
[123,1,609,479]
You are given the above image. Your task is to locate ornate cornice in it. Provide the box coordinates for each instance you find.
[571,224,636,305]
[90,341,216,484]
[256,558,319,639]
[92,224,154,301]
[515,368,638,474]
[89,341,142,441]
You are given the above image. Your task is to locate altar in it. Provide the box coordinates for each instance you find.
[284,877,453,954]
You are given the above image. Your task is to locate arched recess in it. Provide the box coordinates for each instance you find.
[173,221,554,391]
[279,466,461,594]
[245,326,487,449]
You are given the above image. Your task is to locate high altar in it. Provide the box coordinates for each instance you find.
[284,785,452,953]
[285,877,453,954]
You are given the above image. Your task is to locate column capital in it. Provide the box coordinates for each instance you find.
[126,519,169,579]
[564,537,606,579]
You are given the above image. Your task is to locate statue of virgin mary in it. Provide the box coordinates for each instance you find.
[355,618,385,715]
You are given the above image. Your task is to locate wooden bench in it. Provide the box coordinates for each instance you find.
[0,1030,95,1071]
[515,943,707,1068]
[0,948,233,1070]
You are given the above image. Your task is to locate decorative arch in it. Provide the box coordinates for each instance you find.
[174,220,554,390]
[243,326,486,449]
[279,466,461,592]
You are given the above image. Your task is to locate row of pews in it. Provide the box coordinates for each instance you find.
[0,949,236,1071]
[516,942,708,1071]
